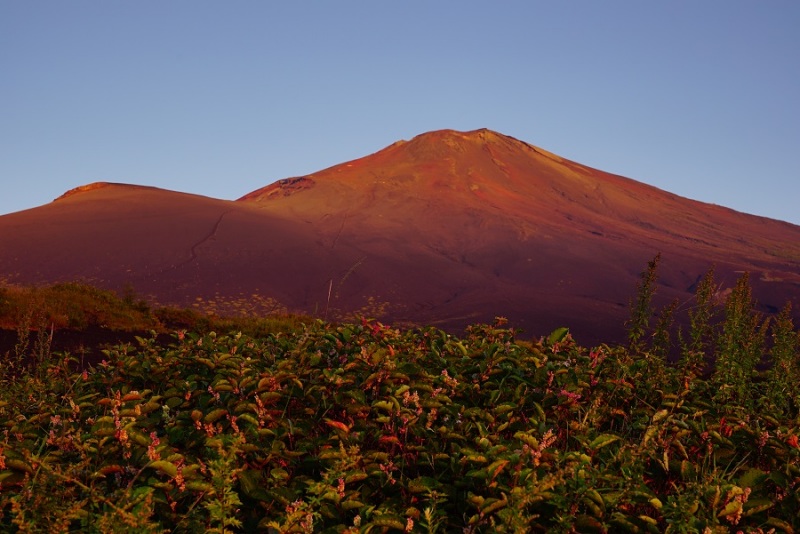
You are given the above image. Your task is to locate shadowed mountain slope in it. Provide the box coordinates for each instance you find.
[2,129,799,344]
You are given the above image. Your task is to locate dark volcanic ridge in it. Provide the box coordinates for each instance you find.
[2,128,800,345]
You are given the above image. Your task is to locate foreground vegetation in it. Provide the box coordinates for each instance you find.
[0,281,311,341]
[1,264,799,532]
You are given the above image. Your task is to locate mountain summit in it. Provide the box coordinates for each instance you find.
[1,129,799,343]
[241,128,794,260]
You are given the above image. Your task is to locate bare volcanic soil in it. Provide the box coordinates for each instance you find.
[1,129,799,345]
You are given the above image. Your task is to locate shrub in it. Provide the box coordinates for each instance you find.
[2,318,799,531]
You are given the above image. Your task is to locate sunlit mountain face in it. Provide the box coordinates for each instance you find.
[2,129,799,345]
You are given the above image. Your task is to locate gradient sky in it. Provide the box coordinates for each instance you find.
[2,2,799,224]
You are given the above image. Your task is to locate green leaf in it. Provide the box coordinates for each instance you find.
[341,499,364,510]
[185,480,213,492]
[372,400,394,413]
[743,497,774,517]
[575,515,606,532]
[408,476,440,493]
[652,409,669,423]
[765,516,795,532]
[590,434,621,450]
[270,468,289,480]
[717,500,742,518]
[368,516,406,530]
[480,495,508,515]
[548,327,570,345]
[148,460,178,478]
[493,403,517,415]
[738,467,767,489]
[203,408,228,423]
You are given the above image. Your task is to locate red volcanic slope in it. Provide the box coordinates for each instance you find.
[2,129,800,344]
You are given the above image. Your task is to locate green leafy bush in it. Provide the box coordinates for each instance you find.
[2,263,799,531]
[2,313,799,532]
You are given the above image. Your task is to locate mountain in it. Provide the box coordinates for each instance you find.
[2,129,799,344]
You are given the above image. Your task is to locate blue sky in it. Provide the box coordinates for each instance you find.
[2,2,799,224]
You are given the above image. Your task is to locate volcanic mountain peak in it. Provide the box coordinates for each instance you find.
[400,127,523,147]
[238,128,585,205]
[235,128,800,269]
[396,128,573,166]
[378,128,534,164]
[238,127,656,235]
[3,127,800,346]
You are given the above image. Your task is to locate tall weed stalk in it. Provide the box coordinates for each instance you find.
[712,273,765,410]
[627,253,661,353]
